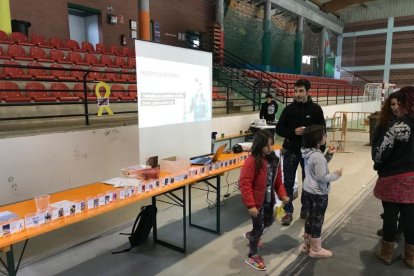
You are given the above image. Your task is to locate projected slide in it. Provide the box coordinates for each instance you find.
[136,40,212,162]
[138,58,211,128]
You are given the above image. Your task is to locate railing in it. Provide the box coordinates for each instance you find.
[188,40,287,114]
[198,40,367,111]
[0,44,373,126]
[331,111,372,151]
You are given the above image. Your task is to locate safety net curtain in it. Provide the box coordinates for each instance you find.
[223,2,295,72]
[341,34,358,83]
[302,21,322,75]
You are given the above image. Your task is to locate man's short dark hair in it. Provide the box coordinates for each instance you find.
[265,93,273,99]
[295,79,311,92]
[302,125,325,148]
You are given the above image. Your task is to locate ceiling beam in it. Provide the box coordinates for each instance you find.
[307,0,340,17]
[270,0,344,33]
[322,0,376,12]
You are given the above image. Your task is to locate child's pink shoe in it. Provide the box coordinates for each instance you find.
[245,255,266,271]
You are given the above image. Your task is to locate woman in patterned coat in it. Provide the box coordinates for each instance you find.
[372,86,414,269]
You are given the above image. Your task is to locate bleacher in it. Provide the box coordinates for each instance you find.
[244,69,364,99]
[0,30,136,105]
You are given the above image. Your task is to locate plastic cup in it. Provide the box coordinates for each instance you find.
[34,195,50,212]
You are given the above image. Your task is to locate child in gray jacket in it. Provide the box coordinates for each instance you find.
[300,125,342,258]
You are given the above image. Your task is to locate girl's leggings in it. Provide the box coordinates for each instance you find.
[249,202,274,256]
[304,190,328,238]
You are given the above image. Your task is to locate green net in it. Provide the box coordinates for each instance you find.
[223,7,295,72]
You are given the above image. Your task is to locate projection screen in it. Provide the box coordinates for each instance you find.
[135,40,212,163]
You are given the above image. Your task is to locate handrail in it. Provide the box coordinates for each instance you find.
[339,66,373,83]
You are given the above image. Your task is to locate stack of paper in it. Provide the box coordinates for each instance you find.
[103,177,141,187]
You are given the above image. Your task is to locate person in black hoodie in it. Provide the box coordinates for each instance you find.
[260,93,278,122]
[276,79,326,226]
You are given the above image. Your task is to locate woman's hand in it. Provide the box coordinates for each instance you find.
[248,207,259,217]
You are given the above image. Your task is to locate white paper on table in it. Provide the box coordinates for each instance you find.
[103,177,141,187]
[0,211,18,223]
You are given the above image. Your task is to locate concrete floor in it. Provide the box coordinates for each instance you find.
[10,131,399,276]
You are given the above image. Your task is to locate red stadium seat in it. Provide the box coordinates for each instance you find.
[0,30,12,44]
[105,71,123,82]
[50,82,79,102]
[127,57,136,68]
[87,67,105,81]
[0,81,30,102]
[67,52,88,65]
[31,34,50,48]
[111,84,134,101]
[0,46,11,59]
[2,60,29,79]
[27,61,54,80]
[50,63,72,80]
[95,43,109,54]
[73,83,92,100]
[7,44,32,61]
[128,84,137,99]
[100,55,117,67]
[66,39,85,52]
[29,47,52,62]
[81,41,95,52]
[25,82,56,102]
[119,70,135,82]
[49,49,71,64]
[84,53,103,66]
[104,84,122,101]
[48,37,69,50]
[10,32,32,46]
[109,45,119,56]
[114,56,126,67]
[70,65,86,80]
[120,47,131,57]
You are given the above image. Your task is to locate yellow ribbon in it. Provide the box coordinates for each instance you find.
[95,81,114,116]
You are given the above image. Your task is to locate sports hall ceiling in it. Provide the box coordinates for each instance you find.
[312,0,377,13]
[240,0,379,17]
[237,0,380,33]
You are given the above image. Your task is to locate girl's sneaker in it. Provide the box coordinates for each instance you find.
[244,231,264,248]
[245,255,267,271]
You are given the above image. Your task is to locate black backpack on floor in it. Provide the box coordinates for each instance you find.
[112,205,157,254]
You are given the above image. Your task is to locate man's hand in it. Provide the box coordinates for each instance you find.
[248,207,259,217]
[295,126,305,136]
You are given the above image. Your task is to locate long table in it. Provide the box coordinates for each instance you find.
[0,152,249,276]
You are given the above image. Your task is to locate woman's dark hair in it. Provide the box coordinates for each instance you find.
[251,129,274,171]
[302,125,326,148]
[378,91,402,127]
[398,86,414,117]
[294,79,311,91]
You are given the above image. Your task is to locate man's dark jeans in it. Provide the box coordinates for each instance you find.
[282,150,307,214]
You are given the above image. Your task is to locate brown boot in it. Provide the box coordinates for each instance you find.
[309,237,332,258]
[376,240,394,265]
[301,233,310,253]
[401,244,414,269]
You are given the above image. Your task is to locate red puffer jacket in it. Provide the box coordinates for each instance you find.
[239,155,287,209]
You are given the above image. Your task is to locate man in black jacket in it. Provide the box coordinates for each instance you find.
[260,93,278,122]
[276,79,326,226]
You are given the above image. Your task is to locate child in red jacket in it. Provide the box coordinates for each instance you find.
[239,129,289,271]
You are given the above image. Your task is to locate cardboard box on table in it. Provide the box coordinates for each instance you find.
[160,156,190,175]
